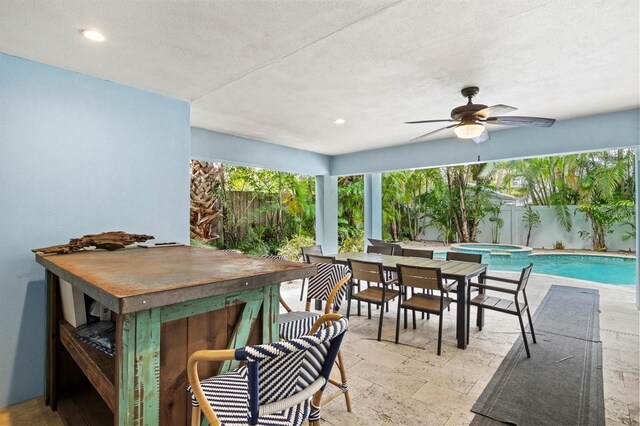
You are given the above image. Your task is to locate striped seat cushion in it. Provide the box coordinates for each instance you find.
[189,365,310,426]
[279,311,321,341]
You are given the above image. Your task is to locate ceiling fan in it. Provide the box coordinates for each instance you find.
[406,86,556,144]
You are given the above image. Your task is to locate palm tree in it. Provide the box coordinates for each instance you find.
[445,163,494,242]
[522,205,541,246]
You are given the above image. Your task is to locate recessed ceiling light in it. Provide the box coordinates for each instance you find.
[334,118,346,125]
[80,30,106,42]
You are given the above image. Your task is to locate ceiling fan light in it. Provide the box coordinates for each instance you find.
[454,123,485,139]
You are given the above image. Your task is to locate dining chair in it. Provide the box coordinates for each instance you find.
[445,251,483,305]
[346,258,400,341]
[279,263,352,411]
[301,245,323,260]
[401,248,434,259]
[366,245,394,255]
[188,314,349,426]
[261,254,287,260]
[401,248,434,319]
[367,245,396,288]
[368,238,403,255]
[467,263,537,357]
[446,251,482,264]
[395,264,454,355]
[300,245,324,300]
[306,254,336,264]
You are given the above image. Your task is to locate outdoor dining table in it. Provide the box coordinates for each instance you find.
[36,246,316,425]
[332,252,488,349]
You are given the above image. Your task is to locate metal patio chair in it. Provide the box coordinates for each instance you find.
[396,264,454,355]
[347,258,400,341]
[467,263,537,357]
[305,254,336,265]
[401,248,434,259]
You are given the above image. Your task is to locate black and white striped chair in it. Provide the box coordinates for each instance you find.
[300,245,323,300]
[188,314,349,426]
[279,263,352,412]
[261,254,288,261]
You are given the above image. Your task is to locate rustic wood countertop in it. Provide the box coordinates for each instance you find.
[36,246,315,314]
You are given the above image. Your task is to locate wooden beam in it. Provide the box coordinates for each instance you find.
[134,309,161,425]
[219,299,263,373]
[160,289,262,323]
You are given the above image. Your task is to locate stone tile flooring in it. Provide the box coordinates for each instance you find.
[1,272,637,425]
[279,272,639,426]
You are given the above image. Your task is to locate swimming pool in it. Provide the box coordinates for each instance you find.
[435,252,636,285]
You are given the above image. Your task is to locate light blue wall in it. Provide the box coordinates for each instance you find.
[191,127,330,176]
[0,53,190,408]
[331,109,640,175]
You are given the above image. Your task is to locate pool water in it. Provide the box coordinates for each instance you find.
[435,252,636,285]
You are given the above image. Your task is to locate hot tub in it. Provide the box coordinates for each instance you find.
[451,243,533,259]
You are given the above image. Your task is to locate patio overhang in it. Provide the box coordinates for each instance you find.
[191,107,640,308]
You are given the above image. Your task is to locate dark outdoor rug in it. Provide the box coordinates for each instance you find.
[470,285,604,426]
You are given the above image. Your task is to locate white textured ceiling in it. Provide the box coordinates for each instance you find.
[1,0,638,155]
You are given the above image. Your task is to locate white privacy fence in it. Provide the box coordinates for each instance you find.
[419,205,636,251]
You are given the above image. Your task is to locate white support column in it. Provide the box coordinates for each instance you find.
[364,173,383,250]
[636,145,640,310]
[315,174,339,254]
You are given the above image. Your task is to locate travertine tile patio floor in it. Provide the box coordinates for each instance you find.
[279,272,639,426]
[1,273,637,425]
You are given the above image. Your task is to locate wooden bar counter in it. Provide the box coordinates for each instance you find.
[36,246,316,426]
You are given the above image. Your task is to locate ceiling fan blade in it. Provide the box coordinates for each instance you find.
[409,124,458,143]
[405,119,458,124]
[474,104,517,118]
[472,129,490,144]
[484,116,556,127]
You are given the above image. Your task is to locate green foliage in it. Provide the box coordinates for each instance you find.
[190,238,213,248]
[573,151,635,251]
[522,206,541,246]
[382,169,442,241]
[278,234,317,261]
[488,204,504,244]
[554,241,565,250]
[499,149,635,251]
[444,163,495,242]
[622,221,636,242]
[216,165,315,255]
[207,148,634,256]
[338,176,364,248]
[553,204,573,232]
[576,200,634,251]
[382,165,496,244]
[339,228,364,253]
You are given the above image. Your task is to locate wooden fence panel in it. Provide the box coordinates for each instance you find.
[217,191,279,242]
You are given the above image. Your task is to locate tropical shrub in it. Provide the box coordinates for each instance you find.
[278,234,317,261]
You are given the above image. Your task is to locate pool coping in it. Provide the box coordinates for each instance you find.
[451,242,533,255]
[529,252,637,260]
[487,269,637,288]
